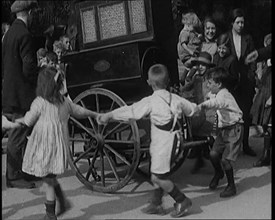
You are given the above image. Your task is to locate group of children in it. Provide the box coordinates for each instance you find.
[2,11,251,220]
[97,64,244,217]
[2,58,244,218]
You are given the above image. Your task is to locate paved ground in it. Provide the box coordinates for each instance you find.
[2,126,271,219]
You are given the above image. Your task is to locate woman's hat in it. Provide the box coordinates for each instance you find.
[191,51,215,67]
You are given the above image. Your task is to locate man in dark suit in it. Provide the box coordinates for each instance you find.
[2,0,40,188]
[227,8,257,157]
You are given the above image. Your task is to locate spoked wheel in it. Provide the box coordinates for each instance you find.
[169,116,193,174]
[68,88,140,193]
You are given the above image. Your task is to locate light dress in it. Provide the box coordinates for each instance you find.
[22,96,89,177]
[110,89,196,174]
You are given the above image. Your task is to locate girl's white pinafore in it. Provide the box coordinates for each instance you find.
[22,97,79,177]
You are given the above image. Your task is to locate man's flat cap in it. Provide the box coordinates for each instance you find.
[11,0,38,13]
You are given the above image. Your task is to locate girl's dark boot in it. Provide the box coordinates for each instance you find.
[220,168,236,198]
[253,134,271,167]
[54,184,71,216]
[44,200,57,220]
[209,152,224,189]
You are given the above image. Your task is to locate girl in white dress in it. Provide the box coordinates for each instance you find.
[16,66,98,219]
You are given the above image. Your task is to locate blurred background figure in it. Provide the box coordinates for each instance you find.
[2,22,10,42]
[250,33,272,167]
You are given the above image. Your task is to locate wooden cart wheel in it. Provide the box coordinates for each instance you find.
[68,88,140,193]
[168,116,193,174]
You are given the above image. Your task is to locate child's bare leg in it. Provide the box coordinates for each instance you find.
[220,159,236,197]
[43,174,57,219]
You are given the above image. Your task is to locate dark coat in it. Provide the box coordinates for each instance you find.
[213,53,239,91]
[228,30,256,106]
[2,19,38,113]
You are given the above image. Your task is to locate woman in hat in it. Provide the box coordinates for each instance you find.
[181,51,216,173]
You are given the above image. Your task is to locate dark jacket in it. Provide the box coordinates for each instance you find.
[213,53,239,91]
[2,19,38,113]
[227,31,256,95]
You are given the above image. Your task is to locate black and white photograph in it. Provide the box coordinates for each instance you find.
[2,0,271,219]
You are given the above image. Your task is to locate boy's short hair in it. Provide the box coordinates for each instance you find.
[147,64,170,89]
[206,67,232,89]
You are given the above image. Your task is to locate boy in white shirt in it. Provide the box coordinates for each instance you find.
[97,64,197,218]
[197,67,243,197]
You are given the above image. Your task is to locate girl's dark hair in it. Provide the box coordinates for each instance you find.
[230,8,245,23]
[36,66,64,104]
[203,16,216,29]
[206,67,232,89]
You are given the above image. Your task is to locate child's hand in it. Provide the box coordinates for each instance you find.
[15,117,25,125]
[2,116,22,131]
[194,104,202,113]
[97,113,111,125]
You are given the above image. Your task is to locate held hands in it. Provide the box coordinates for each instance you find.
[245,50,258,64]
[195,103,206,112]
[96,113,112,125]
[2,115,22,131]
[194,104,203,113]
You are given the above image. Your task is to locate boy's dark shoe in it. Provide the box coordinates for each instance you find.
[141,203,166,215]
[170,197,192,218]
[209,172,224,190]
[220,185,236,198]
[6,179,36,189]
